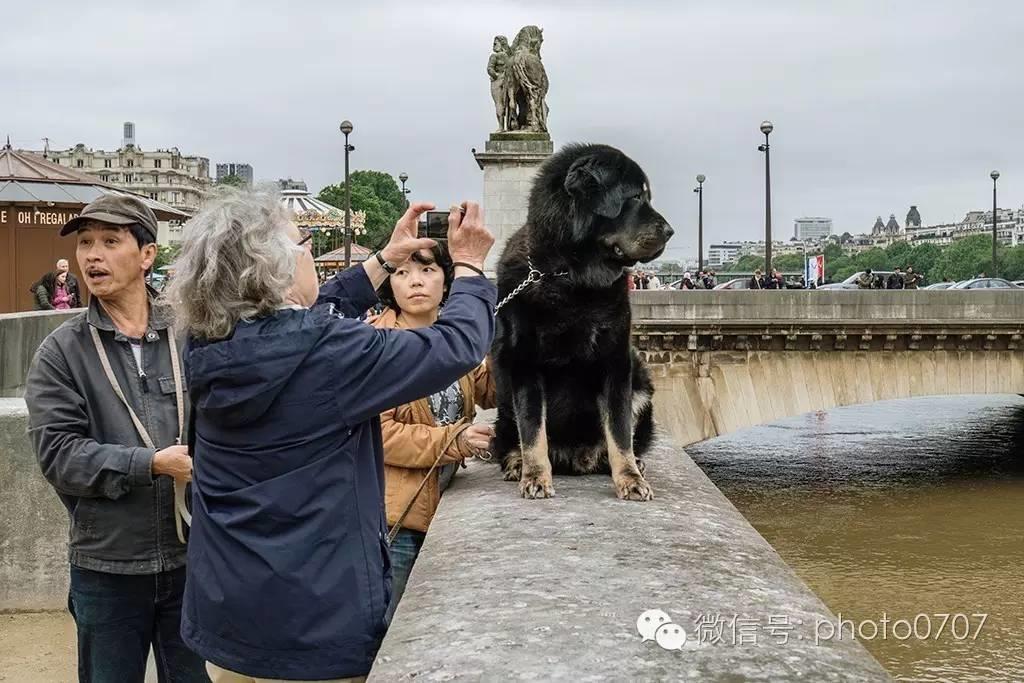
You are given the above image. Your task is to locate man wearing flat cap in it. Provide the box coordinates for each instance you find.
[25,194,207,681]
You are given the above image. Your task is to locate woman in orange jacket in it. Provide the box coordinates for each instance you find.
[371,244,496,620]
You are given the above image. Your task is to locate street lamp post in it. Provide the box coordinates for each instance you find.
[991,170,1000,277]
[340,120,355,268]
[693,174,706,272]
[757,120,774,274]
[399,172,411,210]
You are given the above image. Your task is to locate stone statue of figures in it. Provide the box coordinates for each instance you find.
[487,35,512,132]
[507,26,549,133]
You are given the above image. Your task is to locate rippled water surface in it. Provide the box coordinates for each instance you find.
[687,395,1024,682]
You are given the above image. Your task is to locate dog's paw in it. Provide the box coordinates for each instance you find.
[519,472,555,499]
[613,472,654,501]
[502,454,523,482]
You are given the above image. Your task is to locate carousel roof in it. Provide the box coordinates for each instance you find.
[280,188,366,229]
[0,142,189,220]
[280,189,341,216]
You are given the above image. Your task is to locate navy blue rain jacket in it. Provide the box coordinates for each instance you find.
[179,268,496,679]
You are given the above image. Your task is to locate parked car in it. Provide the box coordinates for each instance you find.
[713,278,751,290]
[949,278,1021,290]
[1013,281,1024,288]
[818,271,897,290]
[924,282,955,290]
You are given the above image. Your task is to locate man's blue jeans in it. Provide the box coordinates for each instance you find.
[385,528,426,623]
[68,565,208,683]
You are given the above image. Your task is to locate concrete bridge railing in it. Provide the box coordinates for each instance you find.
[630,290,1024,445]
[371,439,889,680]
[0,309,81,398]
[0,399,70,610]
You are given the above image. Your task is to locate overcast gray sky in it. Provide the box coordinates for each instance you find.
[4,0,1022,261]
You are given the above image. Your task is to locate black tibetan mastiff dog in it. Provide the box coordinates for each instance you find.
[491,143,674,501]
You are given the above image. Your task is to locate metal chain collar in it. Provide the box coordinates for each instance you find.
[494,254,569,317]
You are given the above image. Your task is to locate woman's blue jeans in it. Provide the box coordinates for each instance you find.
[385,528,426,623]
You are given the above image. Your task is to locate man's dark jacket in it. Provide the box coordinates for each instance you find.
[180,267,496,680]
[25,294,186,574]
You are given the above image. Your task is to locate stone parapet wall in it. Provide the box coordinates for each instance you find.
[370,441,890,680]
[0,399,69,611]
[0,309,80,397]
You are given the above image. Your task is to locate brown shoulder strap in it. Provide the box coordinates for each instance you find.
[387,421,471,544]
[89,326,190,544]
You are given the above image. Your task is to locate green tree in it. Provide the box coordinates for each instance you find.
[318,170,405,249]
[907,243,942,283]
[726,254,765,272]
[856,248,891,272]
[884,240,913,267]
[932,234,1003,281]
[773,254,804,272]
[823,243,844,262]
[154,243,181,271]
[1000,246,1024,281]
[832,264,859,282]
[216,174,245,188]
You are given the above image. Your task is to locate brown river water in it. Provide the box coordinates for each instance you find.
[687,394,1024,682]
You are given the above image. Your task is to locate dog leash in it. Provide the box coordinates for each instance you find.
[387,421,473,544]
[494,254,569,317]
[90,325,191,545]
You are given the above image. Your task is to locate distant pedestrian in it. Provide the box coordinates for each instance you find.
[55,258,82,304]
[857,269,875,289]
[680,272,696,290]
[30,272,58,310]
[750,269,765,290]
[649,273,662,290]
[904,266,921,289]
[887,268,905,290]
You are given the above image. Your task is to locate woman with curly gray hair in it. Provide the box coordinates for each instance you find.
[165,189,495,683]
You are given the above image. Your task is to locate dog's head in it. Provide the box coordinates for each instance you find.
[545,144,673,268]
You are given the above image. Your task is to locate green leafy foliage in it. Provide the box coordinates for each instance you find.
[931,234,1004,281]
[154,243,181,271]
[318,170,405,250]
[721,236,1024,284]
[215,174,245,188]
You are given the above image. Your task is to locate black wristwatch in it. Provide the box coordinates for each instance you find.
[375,251,397,274]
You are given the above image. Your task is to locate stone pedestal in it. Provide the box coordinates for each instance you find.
[473,132,553,273]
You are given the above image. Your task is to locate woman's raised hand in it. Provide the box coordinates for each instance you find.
[380,202,439,265]
[447,202,494,272]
